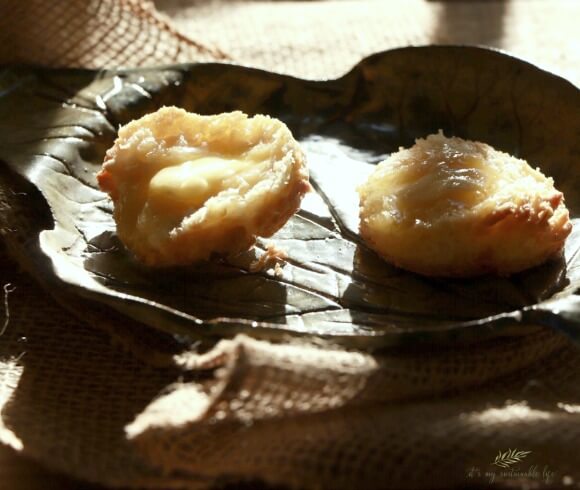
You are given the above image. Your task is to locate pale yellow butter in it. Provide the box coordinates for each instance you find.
[148,156,250,213]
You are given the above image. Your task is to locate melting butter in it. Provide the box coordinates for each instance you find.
[148,156,251,213]
[382,153,495,221]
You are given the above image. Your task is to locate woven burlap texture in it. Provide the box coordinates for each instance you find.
[1,0,580,488]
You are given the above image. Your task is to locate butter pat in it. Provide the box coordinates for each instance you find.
[148,157,247,213]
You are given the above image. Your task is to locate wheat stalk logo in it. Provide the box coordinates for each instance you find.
[492,449,532,468]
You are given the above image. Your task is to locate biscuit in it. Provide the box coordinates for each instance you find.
[98,107,309,266]
[358,131,572,277]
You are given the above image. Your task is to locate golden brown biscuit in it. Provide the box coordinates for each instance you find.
[98,107,309,266]
[358,131,572,277]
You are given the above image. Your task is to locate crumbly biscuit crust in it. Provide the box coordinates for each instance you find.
[358,132,572,277]
[98,107,309,266]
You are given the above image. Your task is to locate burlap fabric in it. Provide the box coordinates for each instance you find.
[1,1,580,488]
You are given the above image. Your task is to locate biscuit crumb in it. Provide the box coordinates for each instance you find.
[250,243,288,276]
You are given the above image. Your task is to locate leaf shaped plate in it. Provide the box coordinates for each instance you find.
[1,46,579,349]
